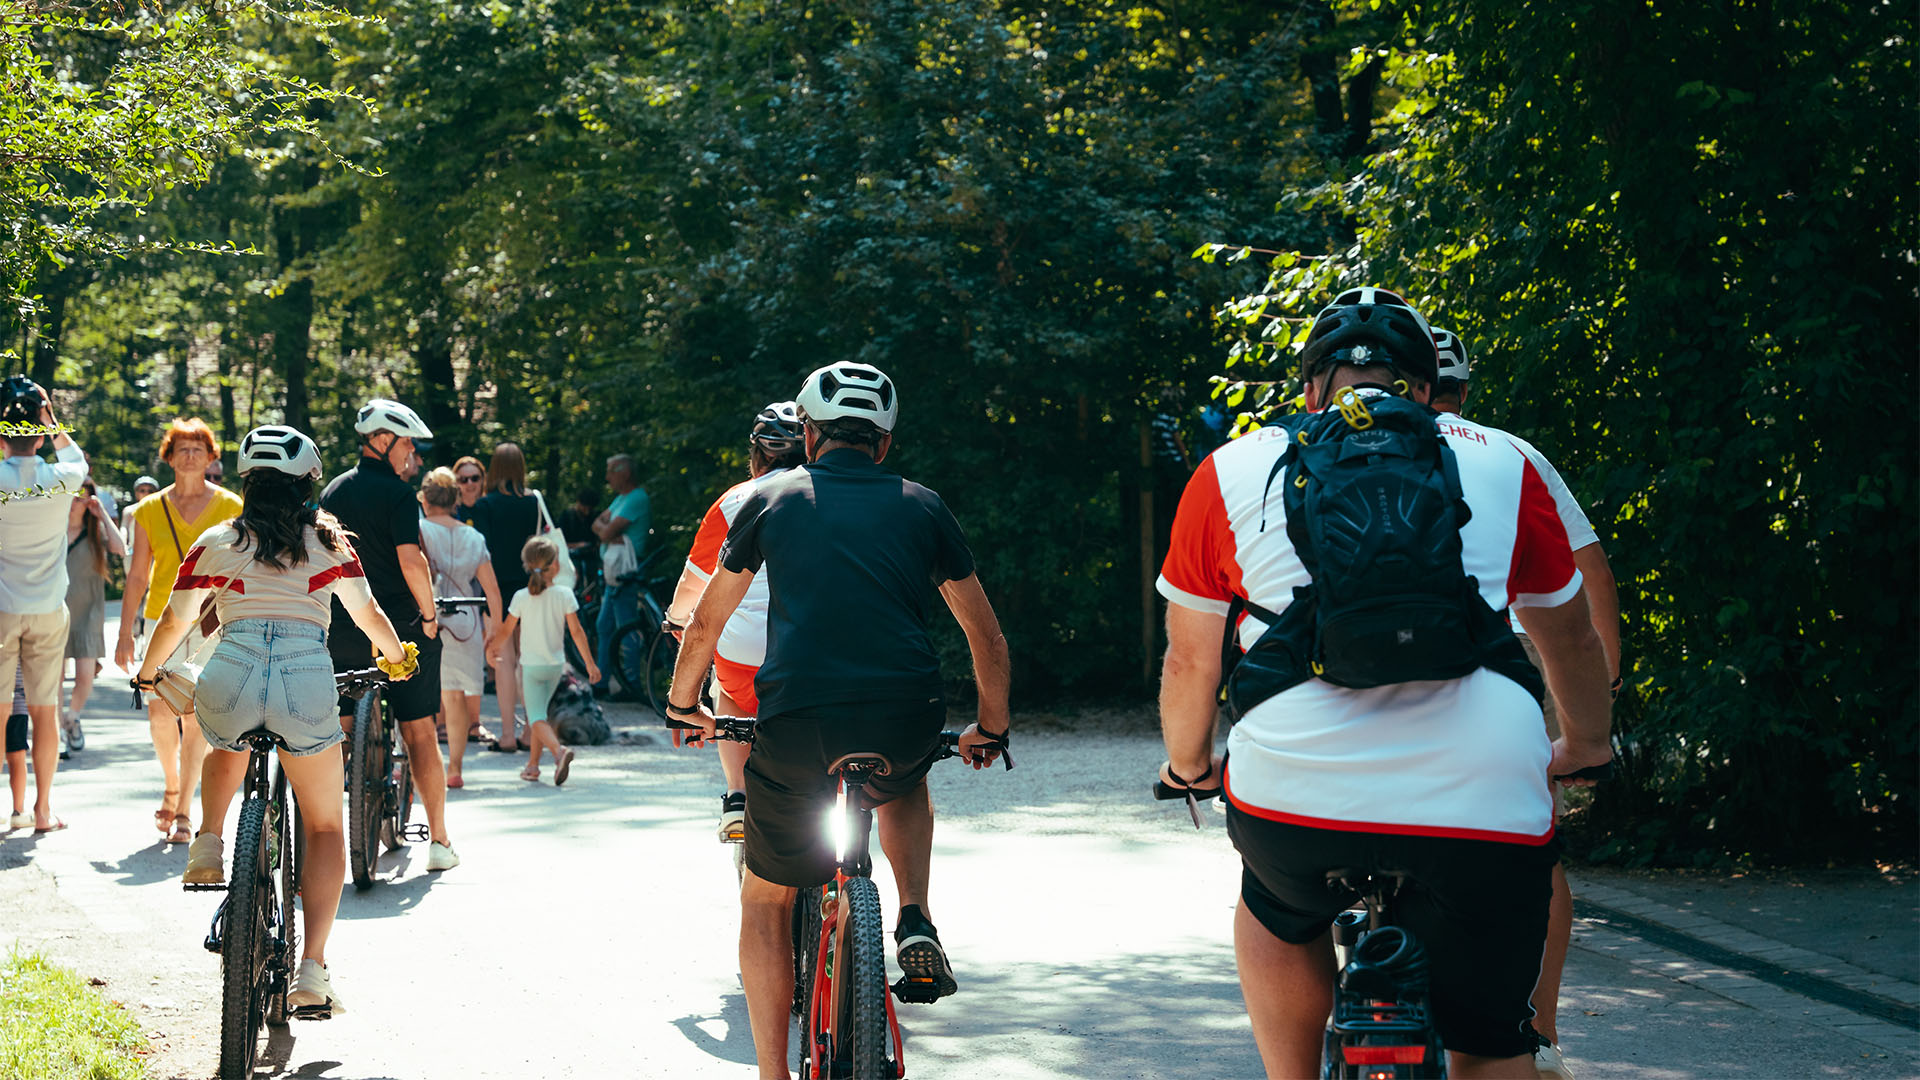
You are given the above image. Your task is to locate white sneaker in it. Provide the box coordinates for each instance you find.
[287,958,344,1017]
[183,833,225,887]
[1536,1041,1576,1080]
[426,841,460,871]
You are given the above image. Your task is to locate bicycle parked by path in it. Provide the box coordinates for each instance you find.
[681,714,1012,1080]
[192,667,387,1079]
[571,549,676,710]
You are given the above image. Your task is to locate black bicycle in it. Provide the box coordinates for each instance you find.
[194,671,393,1078]
[684,715,1011,1080]
[343,662,420,890]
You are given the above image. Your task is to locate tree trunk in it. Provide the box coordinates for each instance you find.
[268,163,321,432]
[416,326,459,466]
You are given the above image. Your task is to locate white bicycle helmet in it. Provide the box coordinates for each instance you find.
[796,363,898,433]
[751,400,804,450]
[1432,328,1471,386]
[353,398,433,440]
[238,425,324,481]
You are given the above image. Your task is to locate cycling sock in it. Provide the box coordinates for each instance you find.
[895,904,937,940]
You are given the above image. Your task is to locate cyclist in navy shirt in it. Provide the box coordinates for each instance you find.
[668,363,1011,1080]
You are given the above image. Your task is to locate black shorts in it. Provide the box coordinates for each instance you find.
[742,700,944,889]
[1226,802,1559,1059]
[331,613,443,723]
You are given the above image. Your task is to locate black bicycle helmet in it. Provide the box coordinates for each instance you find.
[750,400,803,454]
[1299,287,1440,388]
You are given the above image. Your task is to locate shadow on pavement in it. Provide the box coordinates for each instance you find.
[671,991,756,1066]
[88,838,186,888]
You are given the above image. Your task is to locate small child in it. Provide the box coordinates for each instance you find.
[6,668,27,829]
[485,537,598,786]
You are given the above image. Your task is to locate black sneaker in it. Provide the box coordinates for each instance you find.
[891,905,956,1003]
[717,791,746,843]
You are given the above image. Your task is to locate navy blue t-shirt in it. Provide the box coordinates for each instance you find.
[719,448,976,717]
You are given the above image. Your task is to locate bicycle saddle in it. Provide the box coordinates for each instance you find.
[238,730,293,753]
[826,751,894,777]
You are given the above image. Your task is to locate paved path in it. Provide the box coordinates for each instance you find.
[2,682,1915,1078]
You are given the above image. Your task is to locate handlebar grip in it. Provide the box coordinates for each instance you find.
[1553,761,1614,782]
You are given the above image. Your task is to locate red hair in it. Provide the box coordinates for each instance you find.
[159,418,217,462]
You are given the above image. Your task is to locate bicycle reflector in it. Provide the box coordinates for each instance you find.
[1342,1045,1429,1065]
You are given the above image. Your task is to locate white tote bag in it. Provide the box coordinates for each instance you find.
[530,489,578,591]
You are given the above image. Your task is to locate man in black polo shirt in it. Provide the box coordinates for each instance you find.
[668,362,1012,1079]
[322,398,459,873]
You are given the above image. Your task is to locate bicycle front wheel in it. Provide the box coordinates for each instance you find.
[218,796,271,1079]
[348,691,388,889]
[834,876,893,1079]
[639,627,678,717]
[792,886,822,1018]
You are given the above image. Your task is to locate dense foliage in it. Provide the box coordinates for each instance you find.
[4,0,1912,860]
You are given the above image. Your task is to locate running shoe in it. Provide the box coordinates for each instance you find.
[426,841,461,871]
[183,833,225,887]
[62,715,83,752]
[892,905,957,1003]
[717,791,746,843]
[288,959,345,1017]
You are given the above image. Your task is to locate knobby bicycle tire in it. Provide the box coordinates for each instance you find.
[792,887,822,1018]
[218,796,270,1079]
[266,771,299,1025]
[838,876,891,1079]
[348,690,387,889]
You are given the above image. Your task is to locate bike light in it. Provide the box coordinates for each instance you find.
[828,797,850,864]
[1342,1045,1428,1066]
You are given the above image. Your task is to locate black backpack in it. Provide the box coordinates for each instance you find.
[1224,390,1542,720]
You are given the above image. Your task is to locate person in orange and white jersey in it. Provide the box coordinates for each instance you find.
[663,401,807,841]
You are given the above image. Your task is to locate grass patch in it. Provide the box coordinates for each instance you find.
[0,948,149,1080]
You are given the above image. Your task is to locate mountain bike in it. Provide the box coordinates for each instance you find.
[685,715,1012,1080]
[194,668,387,1079]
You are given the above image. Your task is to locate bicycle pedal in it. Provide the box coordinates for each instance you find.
[399,823,430,843]
[290,1004,333,1021]
[891,976,944,1004]
[183,881,227,892]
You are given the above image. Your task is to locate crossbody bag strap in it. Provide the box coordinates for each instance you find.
[159,494,186,562]
[156,570,237,669]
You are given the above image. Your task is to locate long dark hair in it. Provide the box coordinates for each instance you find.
[77,480,107,578]
[231,470,353,569]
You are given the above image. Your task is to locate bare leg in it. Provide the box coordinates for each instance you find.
[149,699,184,814]
[710,687,750,792]
[1531,861,1573,1044]
[492,632,520,750]
[1235,899,1333,1080]
[529,720,564,765]
[874,779,934,914]
[196,747,248,837]
[739,869,798,1080]
[396,717,450,847]
[68,659,95,721]
[443,692,469,782]
[1449,1052,1538,1079]
[27,704,58,828]
[279,746,345,964]
[178,716,207,829]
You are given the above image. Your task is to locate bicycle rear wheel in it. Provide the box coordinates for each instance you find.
[639,627,678,717]
[833,876,893,1079]
[381,740,415,852]
[791,886,822,1018]
[348,691,388,889]
[218,796,271,1079]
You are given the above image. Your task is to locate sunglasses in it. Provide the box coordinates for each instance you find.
[457,474,483,484]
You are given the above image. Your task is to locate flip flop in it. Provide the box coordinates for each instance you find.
[155,791,179,833]
[168,814,191,845]
[35,818,68,833]
[519,766,540,782]
[488,742,519,754]
[553,749,574,788]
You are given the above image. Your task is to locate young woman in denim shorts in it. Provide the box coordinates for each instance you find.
[135,425,413,1017]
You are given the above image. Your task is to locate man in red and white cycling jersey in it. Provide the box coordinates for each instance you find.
[1432,327,1620,1079]
[664,401,808,840]
[1157,289,1612,1079]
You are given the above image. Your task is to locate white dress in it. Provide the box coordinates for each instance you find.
[419,517,492,695]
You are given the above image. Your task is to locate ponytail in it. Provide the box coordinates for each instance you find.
[521,536,560,596]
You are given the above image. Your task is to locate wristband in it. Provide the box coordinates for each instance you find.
[666,701,701,717]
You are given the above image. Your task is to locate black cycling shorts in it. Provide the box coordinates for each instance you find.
[331,613,443,723]
[5,712,25,754]
[1226,802,1559,1059]
[742,700,944,889]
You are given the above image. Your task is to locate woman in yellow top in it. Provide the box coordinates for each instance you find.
[114,418,243,844]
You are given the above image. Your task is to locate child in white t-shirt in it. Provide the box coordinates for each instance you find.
[485,537,599,785]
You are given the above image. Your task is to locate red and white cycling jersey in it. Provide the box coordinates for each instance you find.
[1158,403,1582,844]
[683,467,793,668]
[169,524,373,627]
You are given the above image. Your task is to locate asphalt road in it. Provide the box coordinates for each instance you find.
[2,687,1915,1079]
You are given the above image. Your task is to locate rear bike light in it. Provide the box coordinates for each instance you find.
[1342,1045,1429,1065]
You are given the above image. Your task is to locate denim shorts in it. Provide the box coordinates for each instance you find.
[194,619,344,757]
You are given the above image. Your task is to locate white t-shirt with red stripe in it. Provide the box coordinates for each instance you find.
[1158,403,1582,844]
[169,524,375,627]
[683,467,792,667]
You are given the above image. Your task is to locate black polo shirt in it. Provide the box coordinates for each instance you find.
[320,453,423,623]
[719,448,976,717]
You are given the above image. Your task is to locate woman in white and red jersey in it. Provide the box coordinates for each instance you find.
[664,401,807,840]
[135,425,412,1017]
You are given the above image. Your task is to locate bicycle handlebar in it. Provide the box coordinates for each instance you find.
[334,667,390,698]
[436,596,488,611]
[670,715,1014,770]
